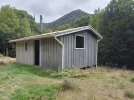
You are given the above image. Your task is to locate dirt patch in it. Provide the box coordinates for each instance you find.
[0,57,16,63]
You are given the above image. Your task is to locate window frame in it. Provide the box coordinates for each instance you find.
[75,35,85,49]
[24,41,28,52]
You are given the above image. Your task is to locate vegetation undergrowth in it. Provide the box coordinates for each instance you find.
[131,78,134,83]
[61,78,79,91]
[0,62,134,100]
[0,54,4,57]
[52,68,89,78]
[11,84,61,100]
[0,61,6,65]
[125,91,134,99]
[11,63,62,79]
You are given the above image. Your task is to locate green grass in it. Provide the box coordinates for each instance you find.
[11,84,61,100]
[11,63,62,78]
[0,63,62,100]
[0,62,134,100]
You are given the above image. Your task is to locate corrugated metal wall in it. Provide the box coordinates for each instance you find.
[58,30,97,69]
[16,40,34,65]
[40,38,62,70]
[15,30,97,70]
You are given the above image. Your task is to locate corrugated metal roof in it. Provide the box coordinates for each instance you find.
[9,25,103,43]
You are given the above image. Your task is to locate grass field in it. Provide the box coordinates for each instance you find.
[0,59,134,100]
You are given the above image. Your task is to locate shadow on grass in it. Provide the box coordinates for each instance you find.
[11,63,61,78]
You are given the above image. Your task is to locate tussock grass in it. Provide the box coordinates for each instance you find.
[56,67,134,100]
[125,91,134,99]
[0,56,16,63]
[0,61,5,65]
[61,78,79,91]
[0,63,134,100]
[131,78,134,83]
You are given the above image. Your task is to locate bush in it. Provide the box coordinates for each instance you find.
[0,61,5,65]
[125,91,134,98]
[0,54,4,57]
[131,78,134,83]
[52,68,89,78]
[61,78,79,91]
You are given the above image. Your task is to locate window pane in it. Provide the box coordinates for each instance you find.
[25,42,28,51]
[76,36,84,48]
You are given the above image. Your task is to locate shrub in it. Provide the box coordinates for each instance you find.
[131,78,134,83]
[61,78,79,91]
[0,54,4,57]
[52,68,89,78]
[0,61,5,65]
[125,91,134,98]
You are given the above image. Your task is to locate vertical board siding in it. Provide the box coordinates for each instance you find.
[16,40,34,65]
[58,31,97,69]
[41,38,62,70]
[15,30,97,70]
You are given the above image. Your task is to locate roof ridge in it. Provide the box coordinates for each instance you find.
[9,26,103,43]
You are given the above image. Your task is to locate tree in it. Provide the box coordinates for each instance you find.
[43,28,52,33]
[14,9,40,35]
[0,5,40,56]
[74,16,90,27]
[90,0,134,69]
[0,5,19,40]
[89,10,104,33]
[16,18,32,38]
[58,24,70,31]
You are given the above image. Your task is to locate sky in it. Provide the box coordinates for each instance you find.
[0,0,111,23]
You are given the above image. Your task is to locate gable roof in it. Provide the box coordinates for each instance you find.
[9,25,103,43]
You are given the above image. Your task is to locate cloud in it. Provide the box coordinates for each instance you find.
[0,0,111,22]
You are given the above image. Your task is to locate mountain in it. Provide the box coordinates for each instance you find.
[43,9,90,29]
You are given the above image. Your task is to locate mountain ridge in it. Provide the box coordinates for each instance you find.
[43,9,91,29]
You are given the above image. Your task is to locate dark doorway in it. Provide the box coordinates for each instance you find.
[35,40,40,66]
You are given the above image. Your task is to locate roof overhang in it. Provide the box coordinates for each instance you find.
[9,25,103,43]
[55,25,103,39]
[9,33,55,43]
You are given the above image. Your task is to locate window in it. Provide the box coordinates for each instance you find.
[24,42,28,51]
[76,35,84,49]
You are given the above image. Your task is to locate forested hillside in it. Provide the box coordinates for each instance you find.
[90,0,134,69]
[0,0,134,69]
[0,5,39,56]
[43,9,90,30]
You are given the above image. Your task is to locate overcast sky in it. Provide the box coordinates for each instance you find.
[0,0,111,23]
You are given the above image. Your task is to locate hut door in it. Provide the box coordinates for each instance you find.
[34,40,40,66]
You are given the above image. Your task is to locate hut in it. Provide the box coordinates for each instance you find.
[10,25,103,70]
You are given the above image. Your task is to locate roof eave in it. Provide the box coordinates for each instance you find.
[56,25,103,39]
[9,25,103,43]
[9,34,56,43]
